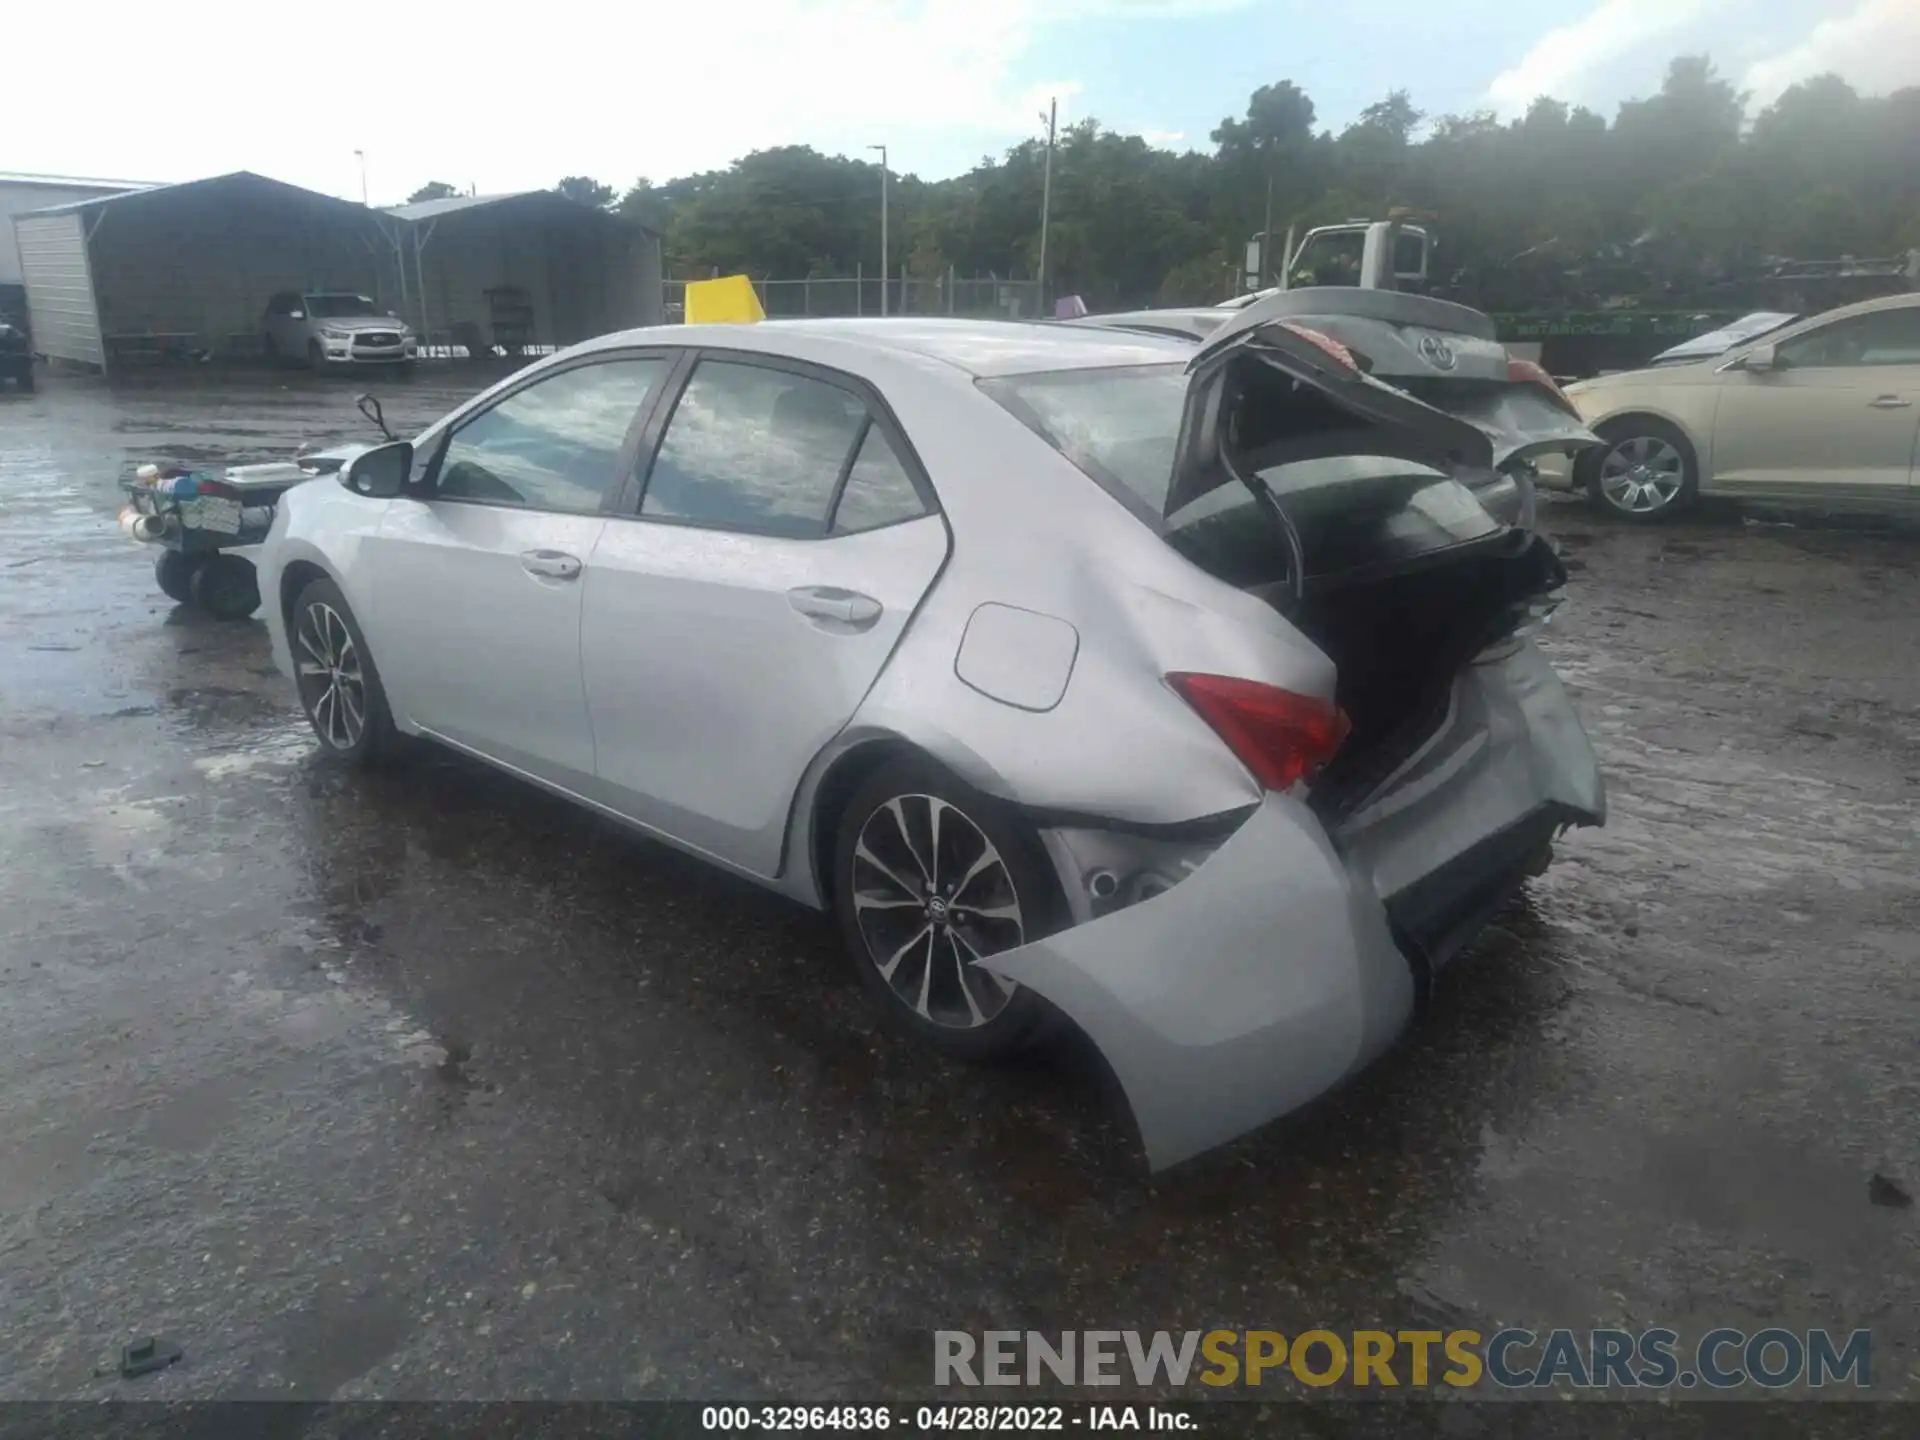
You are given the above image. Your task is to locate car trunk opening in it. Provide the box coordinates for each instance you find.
[982,333,1584,818]
[1167,334,1572,811]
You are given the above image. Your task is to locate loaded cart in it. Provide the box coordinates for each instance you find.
[117,398,386,620]
[118,456,345,620]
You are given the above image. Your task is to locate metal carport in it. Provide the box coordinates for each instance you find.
[13,172,385,373]
[381,192,663,354]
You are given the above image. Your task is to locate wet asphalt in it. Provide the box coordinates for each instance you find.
[0,368,1915,1406]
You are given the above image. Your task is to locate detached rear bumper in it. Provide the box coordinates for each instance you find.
[980,641,1603,1171]
[987,791,1417,1171]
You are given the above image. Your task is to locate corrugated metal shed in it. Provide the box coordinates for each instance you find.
[14,171,664,372]
[12,211,105,367]
[16,172,386,370]
[0,172,147,287]
[379,190,663,349]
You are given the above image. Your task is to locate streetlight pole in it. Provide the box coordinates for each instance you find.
[354,149,368,206]
[868,144,888,316]
[1037,98,1056,312]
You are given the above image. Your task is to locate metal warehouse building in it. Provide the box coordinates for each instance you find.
[11,171,663,372]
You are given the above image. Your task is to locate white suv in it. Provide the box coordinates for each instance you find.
[264,292,417,372]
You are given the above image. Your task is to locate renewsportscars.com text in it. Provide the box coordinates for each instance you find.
[933,1328,1872,1391]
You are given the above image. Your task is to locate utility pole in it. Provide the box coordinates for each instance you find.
[868,144,889,316]
[1037,97,1057,310]
[354,150,368,206]
[1261,139,1274,287]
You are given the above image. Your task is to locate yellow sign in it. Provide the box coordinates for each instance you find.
[685,275,766,324]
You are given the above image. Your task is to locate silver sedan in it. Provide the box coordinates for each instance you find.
[261,315,1605,1168]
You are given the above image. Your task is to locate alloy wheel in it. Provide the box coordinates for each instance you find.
[1599,435,1686,514]
[850,794,1025,1030]
[295,601,367,750]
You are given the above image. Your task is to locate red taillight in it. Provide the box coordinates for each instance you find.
[1167,673,1350,792]
[1279,321,1360,373]
[1507,356,1580,416]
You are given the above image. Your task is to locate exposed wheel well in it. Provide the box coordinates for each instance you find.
[806,738,916,912]
[279,560,331,635]
[1576,411,1697,481]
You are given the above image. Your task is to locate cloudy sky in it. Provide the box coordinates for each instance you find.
[12,0,1918,202]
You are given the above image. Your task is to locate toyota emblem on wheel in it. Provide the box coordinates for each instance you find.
[1418,335,1458,370]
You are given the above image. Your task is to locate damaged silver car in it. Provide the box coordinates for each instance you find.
[261,299,1604,1170]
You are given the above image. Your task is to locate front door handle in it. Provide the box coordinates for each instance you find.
[1868,395,1912,409]
[787,585,883,630]
[520,549,582,580]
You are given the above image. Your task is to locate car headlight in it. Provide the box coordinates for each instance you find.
[320,326,350,340]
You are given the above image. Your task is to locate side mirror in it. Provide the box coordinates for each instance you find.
[1740,343,1778,374]
[288,310,306,320]
[340,441,413,498]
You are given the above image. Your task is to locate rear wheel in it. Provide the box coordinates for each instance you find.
[1585,417,1697,521]
[190,553,260,619]
[290,577,399,764]
[833,757,1060,1061]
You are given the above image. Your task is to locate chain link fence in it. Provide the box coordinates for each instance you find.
[663,273,1042,324]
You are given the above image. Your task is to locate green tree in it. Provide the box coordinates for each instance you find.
[406,181,459,204]
[555,176,617,209]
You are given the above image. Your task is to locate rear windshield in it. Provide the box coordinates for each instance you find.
[982,362,1505,592]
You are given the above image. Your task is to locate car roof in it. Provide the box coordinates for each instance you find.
[581,316,1193,377]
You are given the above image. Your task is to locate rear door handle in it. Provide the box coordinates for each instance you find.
[1868,395,1912,409]
[520,549,582,580]
[787,585,883,630]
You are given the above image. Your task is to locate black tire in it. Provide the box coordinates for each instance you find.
[263,333,280,366]
[832,755,1062,1061]
[289,577,400,764]
[153,549,201,604]
[1581,416,1698,522]
[307,339,328,375]
[190,553,260,620]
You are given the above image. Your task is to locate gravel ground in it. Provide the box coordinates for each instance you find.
[0,368,1915,1412]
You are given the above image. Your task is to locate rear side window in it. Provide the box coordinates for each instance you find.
[436,358,665,513]
[642,360,921,538]
[833,426,925,534]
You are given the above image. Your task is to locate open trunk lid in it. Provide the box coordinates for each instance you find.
[1175,290,1598,496]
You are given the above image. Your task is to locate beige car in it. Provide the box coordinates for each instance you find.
[1543,292,1920,520]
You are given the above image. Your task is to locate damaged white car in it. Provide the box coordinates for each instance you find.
[260,301,1605,1169]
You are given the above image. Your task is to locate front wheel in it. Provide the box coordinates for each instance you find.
[290,577,400,764]
[1584,417,1698,521]
[832,757,1060,1061]
[154,549,200,604]
[306,339,329,375]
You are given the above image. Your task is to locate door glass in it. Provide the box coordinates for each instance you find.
[1778,308,1920,369]
[642,361,867,537]
[436,358,665,513]
[832,426,927,534]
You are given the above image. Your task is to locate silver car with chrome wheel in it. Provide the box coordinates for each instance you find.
[262,308,1605,1169]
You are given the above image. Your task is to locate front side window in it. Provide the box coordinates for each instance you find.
[435,358,665,513]
[641,361,870,537]
[1777,307,1920,369]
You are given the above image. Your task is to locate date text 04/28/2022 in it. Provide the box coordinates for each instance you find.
[701,1405,1194,1431]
